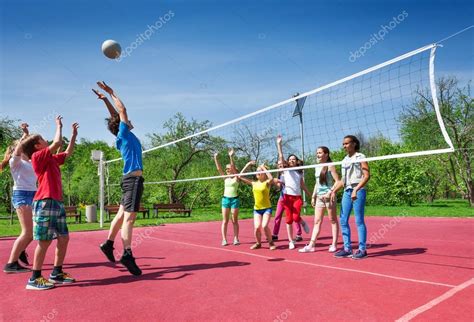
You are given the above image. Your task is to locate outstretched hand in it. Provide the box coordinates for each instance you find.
[55,115,63,128]
[92,89,106,100]
[247,160,256,166]
[71,123,79,136]
[97,81,114,95]
[276,135,282,145]
[20,123,29,135]
[228,148,235,157]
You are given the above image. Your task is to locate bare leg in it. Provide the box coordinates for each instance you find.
[254,214,262,244]
[121,211,137,249]
[8,206,33,263]
[231,208,239,240]
[107,205,125,241]
[262,213,273,243]
[309,207,325,247]
[32,240,52,271]
[221,207,230,242]
[54,235,69,267]
[286,223,293,242]
[328,205,339,248]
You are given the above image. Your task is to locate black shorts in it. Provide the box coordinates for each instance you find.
[120,174,144,212]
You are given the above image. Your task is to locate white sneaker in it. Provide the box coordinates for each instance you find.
[289,241,295,250]
[328,245,337,252]
[221,239,228,246]
[233,237,240,246]
[301,219,310,234]
[299,245,316,253]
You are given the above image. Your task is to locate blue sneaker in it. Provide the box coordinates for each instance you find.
[352,250,368,260]
[334,249,353,258]
[26,277,55,290]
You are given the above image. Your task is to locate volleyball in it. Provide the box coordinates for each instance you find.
[101,40,121,59]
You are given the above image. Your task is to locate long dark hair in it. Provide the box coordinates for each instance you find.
[318,146,332,185]
[344,135,360,151]
[287,154,303,174]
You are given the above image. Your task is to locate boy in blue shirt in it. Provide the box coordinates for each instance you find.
[93,82,144,276]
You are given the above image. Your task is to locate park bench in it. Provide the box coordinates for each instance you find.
[104,204,150,221]
[153,203,191,218]
[64,206,82,223]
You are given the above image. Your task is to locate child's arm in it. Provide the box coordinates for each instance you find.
[92,88,118,118]
[64,123,79,158]
[276,135,285,164]
[228,148,237,174]
[48,116,63,153]
[239,160,256,185]
[261,164,274,186]
[213,153,225,176]
[300,177,312,199]
[97,81,129,124]
[12,123,29,156]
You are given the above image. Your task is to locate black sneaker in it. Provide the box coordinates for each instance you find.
[3,262,30,274]
[120,255,142,276]
[295,235,303,242]
[334,249,353,258]
[271,235,278,241]
[100,242,116,263]
[19,251,29,266]
[49,272,76,284]
[352,250,368,260]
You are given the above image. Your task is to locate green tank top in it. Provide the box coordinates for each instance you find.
[224,177,239,198]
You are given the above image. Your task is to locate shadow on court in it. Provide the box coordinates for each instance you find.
[62,261,251,288]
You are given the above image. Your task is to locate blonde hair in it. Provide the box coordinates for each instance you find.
[0,142,17,172]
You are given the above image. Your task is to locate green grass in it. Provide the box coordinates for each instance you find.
[0,200,472,237]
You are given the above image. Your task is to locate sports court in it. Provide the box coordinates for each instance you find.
[2,215,473,321]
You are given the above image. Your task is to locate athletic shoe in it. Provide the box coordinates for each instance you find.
[49,272,76,284]
[289,241,295,250]
[271,235,278,241]
[295,235,303,242]
[120,254,142,276]
[3,262,30,274]
[19,250,29,266]
[301,219,310,234]
[298,245,315,253]
[352,250,368,260]
[334,249,353,258]
[233,237,240,246]
[100,242,116,263]
[26,277,55,291]
[250,243,261,250]
[328,245,337,253]
[221,239,228,246]
[269,242,277,251]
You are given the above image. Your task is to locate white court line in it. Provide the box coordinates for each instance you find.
[147,236,455,288]
[396,277,474,321]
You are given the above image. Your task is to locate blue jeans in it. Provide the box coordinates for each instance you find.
[340,188,367,251]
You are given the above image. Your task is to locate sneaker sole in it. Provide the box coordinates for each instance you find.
[3,269,31,274]
[120,260,142,276]
[334,254,353,258]
[352,255,368,260]
[26,284,54,290]
[48,279,76,284]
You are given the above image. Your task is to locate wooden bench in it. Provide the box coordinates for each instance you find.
[104,204,150,221]
[64,206,81,223]
[153,203,191,218]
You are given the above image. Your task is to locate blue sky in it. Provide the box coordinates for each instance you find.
[1,0,473,147]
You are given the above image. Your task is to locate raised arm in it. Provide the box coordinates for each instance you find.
[13,123,29,156]
[213,153,225,176]
[228,148,237,174]
[64,123,79,157]
[48,116,63,153]
[276,135,284,164]
[92,88,118,118]
[97,81,129,124]
[239,160,256,185]
[261,164,274,186]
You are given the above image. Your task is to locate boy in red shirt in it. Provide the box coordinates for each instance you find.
[21,116,79,290]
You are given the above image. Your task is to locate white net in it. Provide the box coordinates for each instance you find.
[104,44,453,193]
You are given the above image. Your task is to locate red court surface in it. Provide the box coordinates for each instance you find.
[1,216,473,321]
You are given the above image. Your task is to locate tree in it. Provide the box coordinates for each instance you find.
[401,77,474,206]
[0,117,21,213]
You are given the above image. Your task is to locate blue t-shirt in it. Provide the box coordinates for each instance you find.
[116,122,143,174]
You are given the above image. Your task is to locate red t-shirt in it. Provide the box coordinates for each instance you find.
[31,147,67,201]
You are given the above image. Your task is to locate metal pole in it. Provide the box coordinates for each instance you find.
[99,152,105,228]
[299,113,306,214]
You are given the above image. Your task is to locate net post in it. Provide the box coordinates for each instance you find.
[99,153,105,228]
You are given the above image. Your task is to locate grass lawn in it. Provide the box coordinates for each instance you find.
[0,199,472,238]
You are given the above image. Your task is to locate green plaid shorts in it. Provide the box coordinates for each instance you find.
[33,199,69,240]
